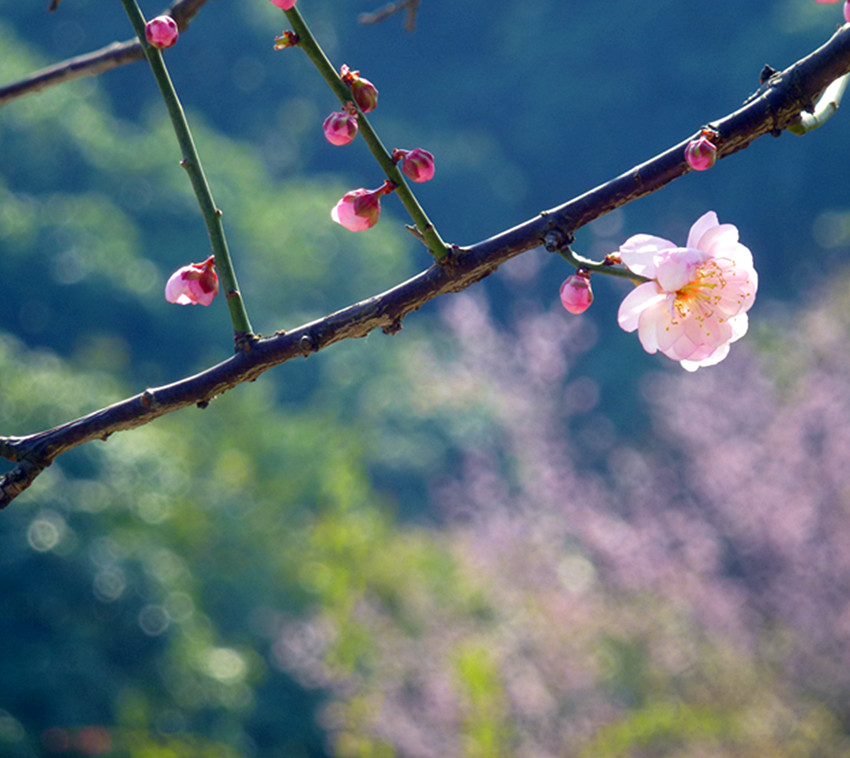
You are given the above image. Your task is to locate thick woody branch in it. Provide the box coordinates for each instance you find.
[0,0,210,107]
[2,24,850,509]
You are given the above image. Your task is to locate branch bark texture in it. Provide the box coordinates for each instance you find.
[2,24,850,508]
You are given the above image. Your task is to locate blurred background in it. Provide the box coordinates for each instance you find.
[2,0,850,755]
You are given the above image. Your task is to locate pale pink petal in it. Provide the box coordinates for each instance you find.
[680,342,730,372]
[726,313,749,344]
[618,234,676,278]
[685,211,719,250]
[635,297,678,355]
[695,223,739,257]
[617,282,665,332]
[654,248,707,292]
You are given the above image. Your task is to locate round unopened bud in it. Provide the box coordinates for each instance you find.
[145,16,179,49]
[684,134,717,171]
[559,271,593,314]
[323,109,359,146]
[397,148,435,183]
[340,65,379,113]
[269,0,297,9]
[330,181,395,232]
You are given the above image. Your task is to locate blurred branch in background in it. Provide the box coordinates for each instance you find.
[0,0,210,107]
[3,19,850,509]
[358,0,421,32]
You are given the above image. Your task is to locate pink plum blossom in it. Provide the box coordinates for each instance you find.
[330,181,395,232]
[323,107,359,146]
[269,0,297,9]
[684,134,717,171]
[617,211,757,371]
[394,148,436,183]
[165,255,219,306]
[559,270,593,314]
[144,16,179,49]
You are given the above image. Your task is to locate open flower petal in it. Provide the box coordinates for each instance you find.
[618,234,677,278]
[617,282,666,334]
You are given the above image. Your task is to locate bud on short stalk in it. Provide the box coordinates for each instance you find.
[559,270,593,314]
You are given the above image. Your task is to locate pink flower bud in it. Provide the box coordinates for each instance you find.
[340,65,379,113]
[269,0,297,9]
[845,0,850,23]
[165,255,219,306]
[394,148,435,183]
[145,16,179,49]
[323,108,359,146]
[559,271,593,314]
[685,134,717,171]
[330,181,395,232]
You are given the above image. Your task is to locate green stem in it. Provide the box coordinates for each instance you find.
[556,247,649,285]
[788,72,850,135]
[119,0,255,342]
[282,6,451,261]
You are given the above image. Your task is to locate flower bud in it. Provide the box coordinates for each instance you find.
[395,148,435,183]
[323,108,359,146]
[273,30,299,49]
[339,65,379,113]
[559,270,593,314]
[145,16,179,50]
[684,134,717,171]
[331,181,395,232]
[165,256,219,306]
[269,0,297,9]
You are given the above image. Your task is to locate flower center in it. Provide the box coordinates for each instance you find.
[672,261,726,322]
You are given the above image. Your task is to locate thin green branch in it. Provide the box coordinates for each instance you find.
[788,72,850,134]
[551,242,649,285]
[119,0,255,343]
[281,6,450,260]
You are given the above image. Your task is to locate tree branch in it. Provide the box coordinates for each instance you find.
[0,0,210,108]
[3,24,850,509]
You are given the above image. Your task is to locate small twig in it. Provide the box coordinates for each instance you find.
[553,246,649,285]
[0,0,211,108]
[358,0,421,32]
[281,4,450,259]
[120,0,255,342]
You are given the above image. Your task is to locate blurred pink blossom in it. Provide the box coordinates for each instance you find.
[330,181,395,232]
[269,0,297,9]
[617,211,757,371]
[144,16,178,49]
[559,270,593,314]
[164,255,219,306]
